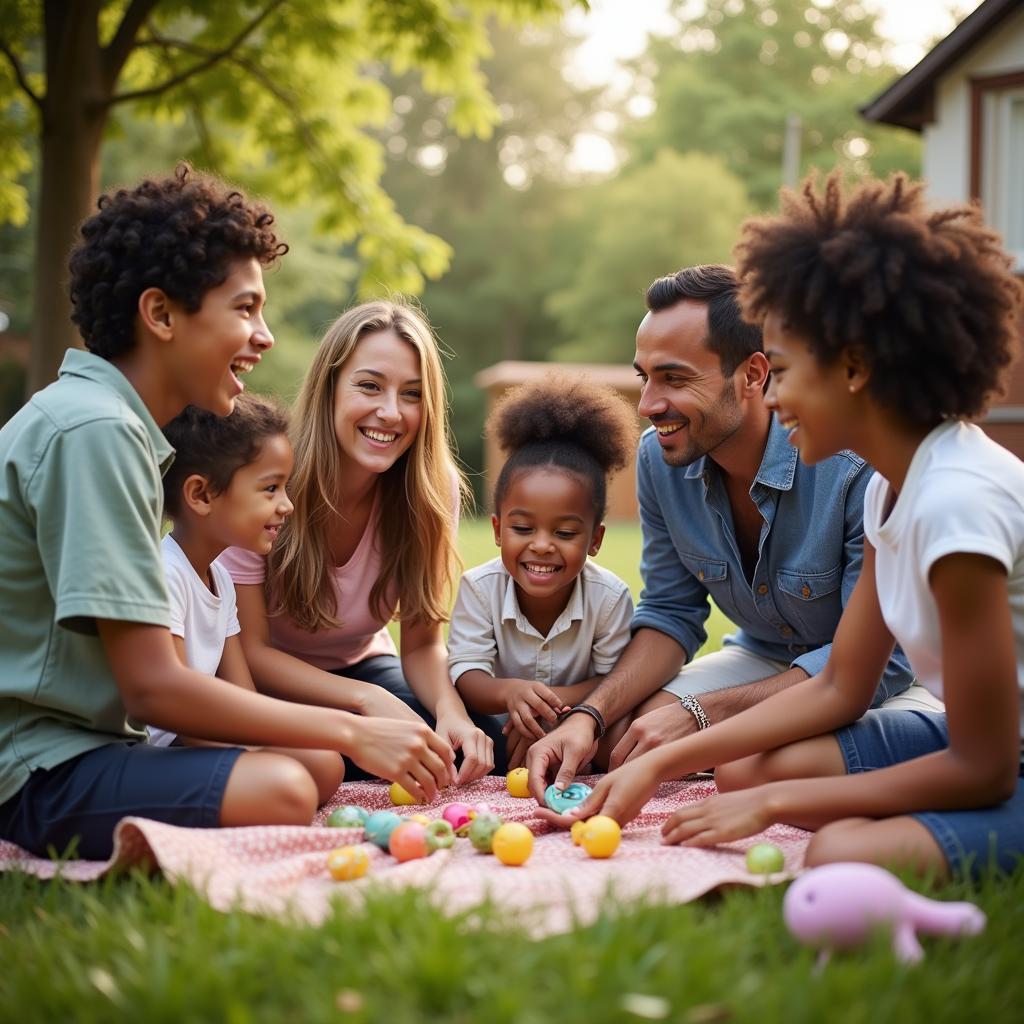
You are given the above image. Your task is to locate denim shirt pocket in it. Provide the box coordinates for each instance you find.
[775,564,843,639]
[682,553,729,597]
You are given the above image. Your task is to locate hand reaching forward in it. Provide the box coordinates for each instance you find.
[608,700,697,770]
[346,716,454,803]
[436,714,494,785]
[660,786,774,847]
[534,749,664,829]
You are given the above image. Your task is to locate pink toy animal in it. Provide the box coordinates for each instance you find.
[784,863,985,966]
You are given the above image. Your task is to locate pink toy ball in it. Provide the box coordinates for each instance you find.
[441,802,473,831]
[784,863,986,966]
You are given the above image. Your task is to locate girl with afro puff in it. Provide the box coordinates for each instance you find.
[569,173,1024,880]
[449,376,639,770]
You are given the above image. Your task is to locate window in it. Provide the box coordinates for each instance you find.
[971,73,1024,269]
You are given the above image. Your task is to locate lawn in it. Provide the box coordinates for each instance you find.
[2,522,1021,1022]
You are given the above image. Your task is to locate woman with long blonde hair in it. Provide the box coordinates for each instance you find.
[222,300,495,785]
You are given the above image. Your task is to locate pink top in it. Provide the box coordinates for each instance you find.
[218,496,398,670]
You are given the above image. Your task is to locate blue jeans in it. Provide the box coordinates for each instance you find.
[333,655,507,777]
[837,710,1024,877]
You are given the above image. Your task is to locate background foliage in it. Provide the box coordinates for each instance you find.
[0,0,922,487]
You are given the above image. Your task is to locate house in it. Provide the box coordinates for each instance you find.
[861,0,1024,458]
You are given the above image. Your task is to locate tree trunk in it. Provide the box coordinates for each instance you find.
[27,0,109,395]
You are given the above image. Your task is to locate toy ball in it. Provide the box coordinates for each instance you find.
[389,781,418,806]
[745,842,785,875]
[544,782,592,814]
[424,819,456,852]
[363,810,403,851]
[580,816,620,859]
[506,767,530,798]
[468,813,504,853]
[492,822,534,866]
[784,863,986,965]
[407,813,432,826]
[327,845,369,881]
[570,819,587,847]
[326,805,369,829]
[441,802,473,831]
[389,821,430,862]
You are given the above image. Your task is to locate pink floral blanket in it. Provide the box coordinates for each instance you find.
[0,777,810,936]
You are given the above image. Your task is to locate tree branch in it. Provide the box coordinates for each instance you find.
[102,0,162,86]
[104,0,286,108]
[0,39,43,111]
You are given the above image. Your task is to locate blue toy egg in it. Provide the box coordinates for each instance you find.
[544,782,593,814]
[364,810,403,850]
[326,805,369,829]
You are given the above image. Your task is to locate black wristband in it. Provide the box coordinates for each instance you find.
[563,702,607,739]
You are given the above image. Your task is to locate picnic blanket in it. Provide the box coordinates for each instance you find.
[0,777,810,936]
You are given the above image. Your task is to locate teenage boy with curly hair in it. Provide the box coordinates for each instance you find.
[0,167,452,859]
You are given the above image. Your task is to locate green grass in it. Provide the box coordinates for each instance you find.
[2,865,1021,1022]
[2,521,1021,1022]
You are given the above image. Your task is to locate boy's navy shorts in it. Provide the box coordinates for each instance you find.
[0,741,244,860]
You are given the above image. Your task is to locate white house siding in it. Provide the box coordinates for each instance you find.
[921,4,1024,203]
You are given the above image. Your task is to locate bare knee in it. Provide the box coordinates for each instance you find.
[305,750,345,805]
[221,752,319,827]
[804,820,860,868]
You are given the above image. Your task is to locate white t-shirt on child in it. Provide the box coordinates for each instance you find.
[864,420,1024,741]
[147,534,241,747]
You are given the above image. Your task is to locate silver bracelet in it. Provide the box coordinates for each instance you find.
[678,693,711,731]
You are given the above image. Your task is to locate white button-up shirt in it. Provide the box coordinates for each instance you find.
[447,558,633,686]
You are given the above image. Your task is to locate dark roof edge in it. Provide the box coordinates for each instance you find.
[860,0,1022,131]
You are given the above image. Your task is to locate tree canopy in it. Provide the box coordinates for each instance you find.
[0,0,567,391]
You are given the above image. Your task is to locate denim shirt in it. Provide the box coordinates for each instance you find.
[632,416,913,706]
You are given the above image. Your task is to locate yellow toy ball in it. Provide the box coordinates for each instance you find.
[327,845,370,881]
[506,767,530,798]
[580,816,621,859]
[408,813,431,826]
[390,781,418,806]
[570,818,587,846]
[492,822,534,866]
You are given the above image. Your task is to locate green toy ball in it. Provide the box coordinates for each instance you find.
[326,805,369,829]
[468,812,504,853]
[745,842,785,874]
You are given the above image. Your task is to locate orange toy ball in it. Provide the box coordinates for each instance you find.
[389,821,430,862]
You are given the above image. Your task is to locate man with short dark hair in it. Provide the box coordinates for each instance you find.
[528,264,935,800]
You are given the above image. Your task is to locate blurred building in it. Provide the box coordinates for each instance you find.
[862,0,1024,458]
[475,361,645,520]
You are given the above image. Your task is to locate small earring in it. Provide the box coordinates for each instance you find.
[848,384,856,393]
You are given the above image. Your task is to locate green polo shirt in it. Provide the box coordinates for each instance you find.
[0,349,173,804]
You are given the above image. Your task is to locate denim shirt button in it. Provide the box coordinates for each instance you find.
[801,584,811,598]
[757,583,768,595]
[697,570,705,581]
[780,625,793,637]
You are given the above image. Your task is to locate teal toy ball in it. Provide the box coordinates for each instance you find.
[543,782,592,814]
[326,805,369,829]
[364,810,403,851]
[745,842,785,874]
